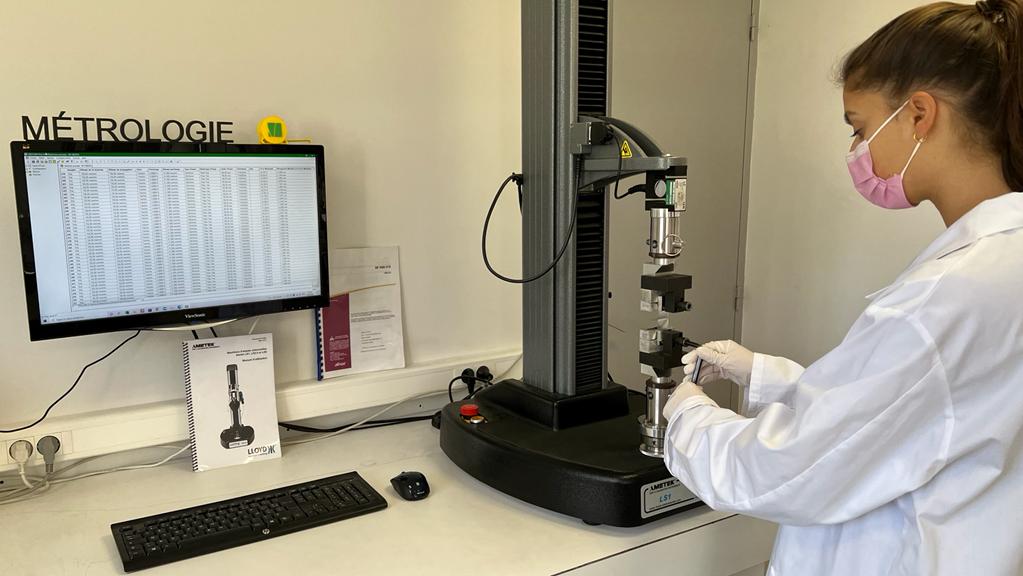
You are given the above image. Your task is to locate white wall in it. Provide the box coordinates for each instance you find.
[610,0,754,410]
[5,0,940,429]
[0,1,522,425]
[742,0,945,365]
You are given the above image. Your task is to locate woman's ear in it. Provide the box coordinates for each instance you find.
[908,91,938,141]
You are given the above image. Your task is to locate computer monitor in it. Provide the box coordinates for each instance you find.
[10,140,329,341]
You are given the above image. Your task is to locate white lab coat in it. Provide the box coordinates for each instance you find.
[663,192,1023,576]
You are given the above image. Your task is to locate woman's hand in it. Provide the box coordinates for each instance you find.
[682,340,755,387]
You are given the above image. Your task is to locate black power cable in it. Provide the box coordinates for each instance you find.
[448,375,495,403]
[608,132,629,200]
[482,171,581,284]
[0,330,142,434]
[464,382,494,401]
[483,130,629,284]
[278,416,433,434]
[618,183,646,200]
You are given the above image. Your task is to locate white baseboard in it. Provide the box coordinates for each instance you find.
[0,349,521,473]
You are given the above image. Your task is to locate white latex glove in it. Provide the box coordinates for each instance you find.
[681,340,755,387]
[662,378,711,420]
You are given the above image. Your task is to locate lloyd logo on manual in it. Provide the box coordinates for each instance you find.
[247,445,278,456]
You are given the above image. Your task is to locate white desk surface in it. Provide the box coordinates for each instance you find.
[0,421,775,576]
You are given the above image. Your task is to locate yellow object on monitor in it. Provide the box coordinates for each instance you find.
[257,116,288,144]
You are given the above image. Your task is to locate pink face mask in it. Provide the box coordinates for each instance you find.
[846,100,921,210]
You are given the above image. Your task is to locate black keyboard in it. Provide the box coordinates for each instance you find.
[110,471,387,572]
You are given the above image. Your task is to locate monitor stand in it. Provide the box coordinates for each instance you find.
[149,318,239,333]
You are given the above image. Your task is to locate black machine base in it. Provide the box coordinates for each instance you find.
[220,425,255,449]
[439,380,702,527]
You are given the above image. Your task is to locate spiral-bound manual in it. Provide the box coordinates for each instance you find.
[315,247,406,380]
[182,334,281,472]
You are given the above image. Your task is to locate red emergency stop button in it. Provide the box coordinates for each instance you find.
[460,404,479,417]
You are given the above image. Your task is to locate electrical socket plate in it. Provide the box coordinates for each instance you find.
[450,367,475,383]
[450,356,519,390]
[4,431,73,465]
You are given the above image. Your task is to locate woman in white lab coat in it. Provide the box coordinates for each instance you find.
[663,2,1023,575]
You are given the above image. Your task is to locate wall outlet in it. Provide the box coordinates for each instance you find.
[4,431,73,466]
[450,357,517,397]
[450,367,476,382]
[449,365,500,381]
[448,364,503,401]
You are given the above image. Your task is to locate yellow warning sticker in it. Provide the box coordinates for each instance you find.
[620,139,633,159]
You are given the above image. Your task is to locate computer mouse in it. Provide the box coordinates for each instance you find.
[390,471,430,501]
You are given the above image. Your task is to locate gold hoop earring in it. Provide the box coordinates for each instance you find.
[913,132,926,144]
